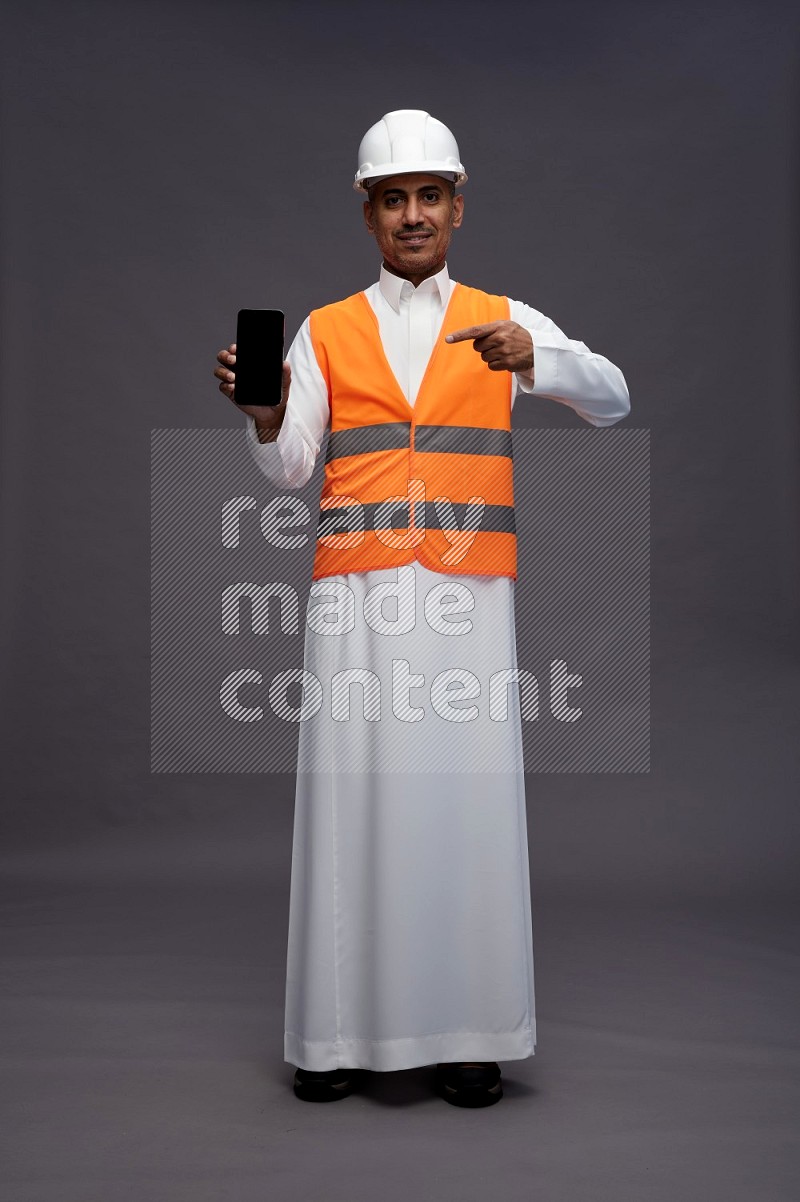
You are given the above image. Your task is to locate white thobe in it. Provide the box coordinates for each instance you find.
[245,263,630,1071]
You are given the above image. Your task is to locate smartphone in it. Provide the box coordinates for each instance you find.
[234,308,285,407]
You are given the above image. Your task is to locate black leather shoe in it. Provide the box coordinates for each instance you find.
[293,1066,357,1102]
[434,1061,503,1108]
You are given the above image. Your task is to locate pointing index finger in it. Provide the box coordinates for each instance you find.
[445,322,501,344]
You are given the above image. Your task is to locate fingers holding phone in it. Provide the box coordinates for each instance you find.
[213,339,291,441]
[215,343,237,400]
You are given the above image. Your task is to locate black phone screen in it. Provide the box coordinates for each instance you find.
[235,308,285,407]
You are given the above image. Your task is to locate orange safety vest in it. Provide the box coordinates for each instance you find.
[308,282,517,581]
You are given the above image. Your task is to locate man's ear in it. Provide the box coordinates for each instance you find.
[452,193,465,229]
[363,199,375,234]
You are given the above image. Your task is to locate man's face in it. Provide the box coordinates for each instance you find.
[363,173,464,285]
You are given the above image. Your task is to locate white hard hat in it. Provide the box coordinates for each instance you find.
[353,109,467,192]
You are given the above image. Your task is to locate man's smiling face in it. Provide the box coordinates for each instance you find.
[363,172,464,286]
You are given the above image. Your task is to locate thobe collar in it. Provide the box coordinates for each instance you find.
[378,262,451,313]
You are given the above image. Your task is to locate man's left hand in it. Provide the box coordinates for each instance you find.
[445,321,534,376]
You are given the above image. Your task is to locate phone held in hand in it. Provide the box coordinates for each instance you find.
[235,308,285,407]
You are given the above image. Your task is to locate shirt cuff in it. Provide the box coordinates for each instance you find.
[244,414,292,485]
[515,338,559,396]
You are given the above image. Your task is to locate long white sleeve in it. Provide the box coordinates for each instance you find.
[508,298,630,427]
[244,316,330,490]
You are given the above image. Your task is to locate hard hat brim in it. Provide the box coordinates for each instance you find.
[354,162,468,192]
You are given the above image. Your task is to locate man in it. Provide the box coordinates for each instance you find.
[214,110,630,1108]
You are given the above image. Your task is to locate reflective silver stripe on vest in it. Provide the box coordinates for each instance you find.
[413,425,513,458]
[325,422,411,462]
[324,423,513,462]
[317,500,516,538]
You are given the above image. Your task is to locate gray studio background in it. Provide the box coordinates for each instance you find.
[1,1,798,1200]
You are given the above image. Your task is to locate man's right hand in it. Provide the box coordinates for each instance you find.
[214,343,291,443]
